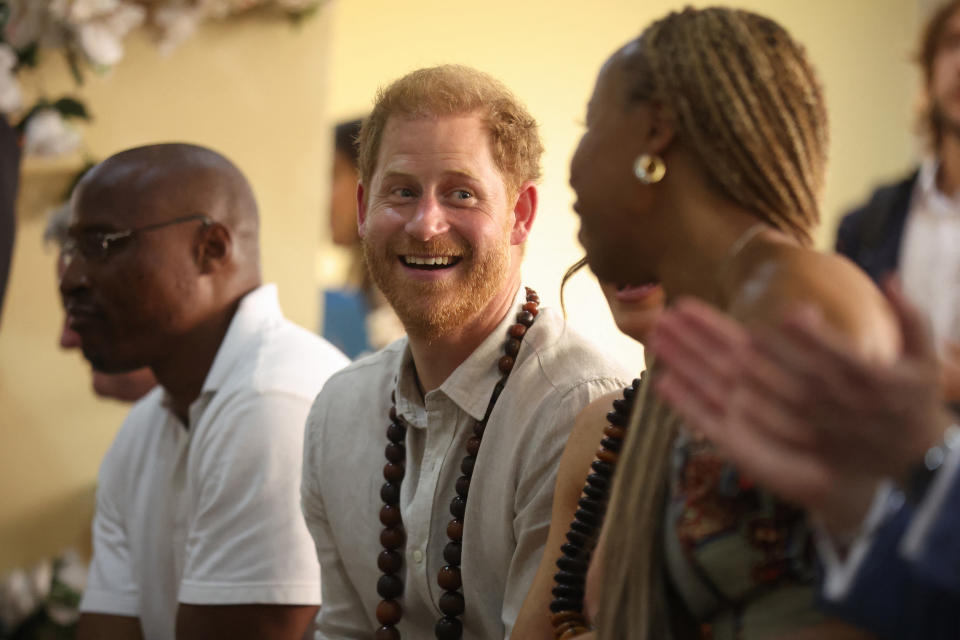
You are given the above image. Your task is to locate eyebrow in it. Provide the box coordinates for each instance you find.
[380,169,482,183]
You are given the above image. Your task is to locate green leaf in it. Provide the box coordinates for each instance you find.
[14,100,50,134]
[17,42,39,68]
[64,48,85,86]
[52,97,91,121]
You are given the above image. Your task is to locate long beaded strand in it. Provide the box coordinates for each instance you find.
[375,287,541,640]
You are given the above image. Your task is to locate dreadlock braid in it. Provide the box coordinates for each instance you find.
[596,8,830,640]
[624,7,827,246]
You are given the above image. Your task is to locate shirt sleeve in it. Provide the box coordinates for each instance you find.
[80,450,140,616]
[177,391,321,606]
[502,377,624,638]
[301,393,372,639]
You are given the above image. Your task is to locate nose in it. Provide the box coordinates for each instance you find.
[58,247,90,298]
[404,194,450,242]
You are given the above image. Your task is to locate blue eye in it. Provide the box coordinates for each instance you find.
[454,190,473,200]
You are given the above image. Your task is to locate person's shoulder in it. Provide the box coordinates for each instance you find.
[310,338,406,410]
[840,171,919,226]
[730,245,899,360]
[244,318,351,397]
[525,306,631,391]
[98,386,166,483]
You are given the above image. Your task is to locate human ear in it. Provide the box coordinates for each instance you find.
[197,222,231,273]
[642,101,677,156]
[510,182,538,246]
[357,182,368,238]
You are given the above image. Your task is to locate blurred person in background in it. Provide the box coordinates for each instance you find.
[322,117,403,358]
[837,0,960,406]
[46,203,157,402]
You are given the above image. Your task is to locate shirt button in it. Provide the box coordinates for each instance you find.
[413,550,424,564]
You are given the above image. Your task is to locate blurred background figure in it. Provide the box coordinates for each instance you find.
[837,0,960,405]
[45,204,157,403]
[322,117,403,358]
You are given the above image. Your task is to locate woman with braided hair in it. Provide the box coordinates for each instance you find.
[559,7,899,640]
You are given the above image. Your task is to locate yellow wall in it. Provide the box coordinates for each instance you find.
[324,0,921,377]
[0,12,331,573]
[0,0,922,573]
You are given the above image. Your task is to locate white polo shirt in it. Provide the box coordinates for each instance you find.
[80,285,349,640]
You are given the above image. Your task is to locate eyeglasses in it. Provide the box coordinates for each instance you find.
[63,213,213,262]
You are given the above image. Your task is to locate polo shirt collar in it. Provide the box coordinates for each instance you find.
[202,284,282,394]
[394,285,524,424]
[917,157,960,217]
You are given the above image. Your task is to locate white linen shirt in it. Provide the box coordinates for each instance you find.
[900,158,960,353]
[301,287,629,640]
[80,284,349,640]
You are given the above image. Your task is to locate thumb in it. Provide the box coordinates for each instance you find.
[883,275,936,361]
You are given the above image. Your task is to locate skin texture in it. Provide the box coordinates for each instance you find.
[650,281,951,533]
[357,112,537,392]
[567,46,896,639]
[65,144,316,640]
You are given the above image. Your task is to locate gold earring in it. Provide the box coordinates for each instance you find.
[633,153,666,184]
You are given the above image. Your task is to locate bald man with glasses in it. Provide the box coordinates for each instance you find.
[62,143,348,640]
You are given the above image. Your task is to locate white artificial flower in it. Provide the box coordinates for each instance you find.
[74,2,144,68]
[3,0,48,49]
[55,550,88,593]
[152,6,203,55]
[0,45,23,114]
[0,569,39,630]
[68,0,123,22]
[24,109,82,157]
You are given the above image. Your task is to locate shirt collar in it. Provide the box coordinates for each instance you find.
[915,157,960,216]
[394,285,525,424]
[202,283,282,394]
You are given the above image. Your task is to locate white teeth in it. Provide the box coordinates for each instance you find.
[404,255,454,266]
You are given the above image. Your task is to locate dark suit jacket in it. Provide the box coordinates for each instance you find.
[835,172,919,284]
[823,494,960,639]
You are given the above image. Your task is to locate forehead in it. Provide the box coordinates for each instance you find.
[589,49,632,116]
[70,170,167,229]
[373,113,499,181]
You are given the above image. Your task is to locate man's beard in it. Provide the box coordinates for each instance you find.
[362,233,511,340]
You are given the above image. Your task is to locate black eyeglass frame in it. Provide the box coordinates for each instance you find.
[63,213,214,261]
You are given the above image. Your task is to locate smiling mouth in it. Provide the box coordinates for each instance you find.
[400,255,463,270]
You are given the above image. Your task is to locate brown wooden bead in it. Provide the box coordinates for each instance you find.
[383,462,405,482]
[498,355,515,373]
[385,442,405,463]
[389,406,397,421]
[377,574,404,599]
[517,310,535,326]
[449,495,467,519]
[466,436,482,457]
[460,455,475,476]
[380,526,406,549]
[376,599,402,625]
[603,424,626,440]
[378,549,402,574]
[386,422,406,443]
[550,611,584,627]
[380,504,402,527]
[437,565,462,590]
[435,616,463,640]
[552,620,579,637]
[522,301,540,316]
[443,541,462,566]
[596,448,618,464]
[455,475,470,498]
[505,338,522,357]
[438,591,465,616]
[508,324,527,338]
[381,482,400,506]
[375,625,400,640]
[560,626,590,639]
[447,519,463,541]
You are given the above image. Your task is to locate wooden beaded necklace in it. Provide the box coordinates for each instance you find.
[375,287,541,640]
[548,376,643,639]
